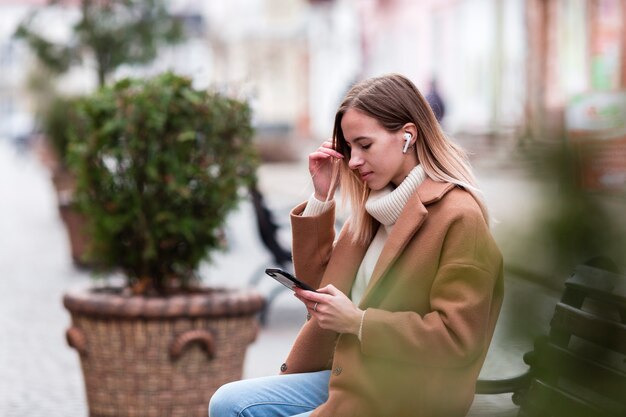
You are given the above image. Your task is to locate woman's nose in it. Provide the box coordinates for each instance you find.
[348,153,363,170]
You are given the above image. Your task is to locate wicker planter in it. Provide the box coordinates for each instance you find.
[50,167,93,267]
[64,285,265,417]
[58,202,91,267]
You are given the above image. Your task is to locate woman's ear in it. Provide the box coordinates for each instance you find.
[401,123,417,145]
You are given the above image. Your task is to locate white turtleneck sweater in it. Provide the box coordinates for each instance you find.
[302,164,427,305]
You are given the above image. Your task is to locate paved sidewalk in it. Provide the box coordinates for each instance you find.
[0,136,559,416]
[0,141,87,417]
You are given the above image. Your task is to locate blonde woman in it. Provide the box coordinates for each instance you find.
[209,74,503,417]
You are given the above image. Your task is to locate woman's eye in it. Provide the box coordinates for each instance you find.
[361,144,371,150]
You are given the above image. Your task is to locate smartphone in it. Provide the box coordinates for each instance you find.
[265,268,318,292]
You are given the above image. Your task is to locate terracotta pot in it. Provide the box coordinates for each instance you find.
[64,285,265,417]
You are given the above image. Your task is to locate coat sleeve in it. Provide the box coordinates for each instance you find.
[290,201,336,289]
[360,208,504,368]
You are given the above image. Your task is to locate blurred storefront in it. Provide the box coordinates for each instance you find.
[0,1,49,143]
[566,90,626,193]
[314,0,625,145]
[199,0,313,160]
[526,0,625,142]
[351,0,527,136]
[5,0,625,151]
[526,0,626,193]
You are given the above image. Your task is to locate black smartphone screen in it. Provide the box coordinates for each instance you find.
[265,268,318,292]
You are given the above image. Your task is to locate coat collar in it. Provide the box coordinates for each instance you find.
[359,178,456,307]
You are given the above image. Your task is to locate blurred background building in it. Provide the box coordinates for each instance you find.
[1,0,625,156]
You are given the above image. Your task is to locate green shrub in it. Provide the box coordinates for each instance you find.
[42,95,84,166]
[67,72,258,294]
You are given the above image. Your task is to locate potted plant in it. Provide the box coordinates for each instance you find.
[62,72,264,417]
[39,95,94,266]
[16,0,185,267]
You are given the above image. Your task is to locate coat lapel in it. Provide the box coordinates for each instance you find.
[359,179,456,307]
[319,220,372,296]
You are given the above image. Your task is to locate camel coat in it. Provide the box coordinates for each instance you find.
[281,179,504,417]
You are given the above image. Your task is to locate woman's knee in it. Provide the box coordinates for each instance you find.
[208,380,243,417]
[208,372,329,417]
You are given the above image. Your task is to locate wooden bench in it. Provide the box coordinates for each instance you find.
[475,260,626,417]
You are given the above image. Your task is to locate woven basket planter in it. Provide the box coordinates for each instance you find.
[64,285,265,417]
[50,167,93,268]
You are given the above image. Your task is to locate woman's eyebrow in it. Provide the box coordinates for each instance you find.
[345,136,370,146]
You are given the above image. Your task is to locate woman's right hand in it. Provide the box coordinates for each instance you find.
[308,140,344,201]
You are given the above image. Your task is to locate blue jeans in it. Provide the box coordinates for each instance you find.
[208,370,330,417]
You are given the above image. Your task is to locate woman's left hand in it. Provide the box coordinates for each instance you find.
[295,285,363,335]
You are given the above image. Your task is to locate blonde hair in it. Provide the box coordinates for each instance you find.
[332,73,488,244]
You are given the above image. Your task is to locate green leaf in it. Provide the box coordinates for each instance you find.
[177,131,196,142]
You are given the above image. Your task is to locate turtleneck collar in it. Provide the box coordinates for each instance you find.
[365,164,426,227]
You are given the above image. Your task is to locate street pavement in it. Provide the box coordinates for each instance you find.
[0,135,562,417]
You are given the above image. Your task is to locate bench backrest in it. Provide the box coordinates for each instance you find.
[519,264,626,417]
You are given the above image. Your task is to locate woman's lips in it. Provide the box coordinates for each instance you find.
[360,171,373,181]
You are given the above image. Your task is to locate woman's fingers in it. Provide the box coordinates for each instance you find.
[310,141,343,160]
[294,285,347,314]
[308,142,342,201]
[294,288,331,303]
[309,149,343,165]
[316,284,340,295]
[295,285,361,334]
[319,143,344,158]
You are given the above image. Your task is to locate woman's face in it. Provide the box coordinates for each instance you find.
[341,108,418,190]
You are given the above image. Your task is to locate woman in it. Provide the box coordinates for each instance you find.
[209,73,503,417]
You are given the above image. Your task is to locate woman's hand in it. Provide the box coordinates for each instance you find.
[308,140,343,201]
[295,284,362,335]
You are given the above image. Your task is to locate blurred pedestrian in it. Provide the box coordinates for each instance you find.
[426,78,446,123]
[209,73,503,417]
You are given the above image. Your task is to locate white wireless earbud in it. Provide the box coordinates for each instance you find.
[402,133,412,154]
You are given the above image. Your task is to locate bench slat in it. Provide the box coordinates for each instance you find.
[521,379,624,417]
[567,265,626,307]
[550,302,626,355]
[532,340,626,405]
